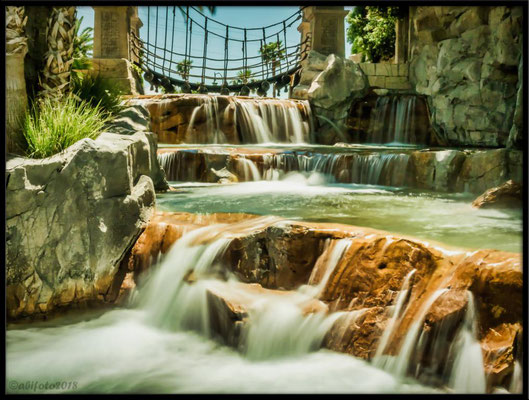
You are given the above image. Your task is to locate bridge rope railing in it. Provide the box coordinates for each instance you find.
[130,6,311,96]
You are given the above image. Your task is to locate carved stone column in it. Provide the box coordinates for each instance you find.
[298,6,349,62]
[92,6,143,95]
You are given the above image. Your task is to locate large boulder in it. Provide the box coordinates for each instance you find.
[6,132,157,320]
[107,104,169,191]
[292,50,369,144]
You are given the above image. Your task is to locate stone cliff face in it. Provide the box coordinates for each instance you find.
[123,211,522,392]
[408,6,523,148]
[6,132,159,319]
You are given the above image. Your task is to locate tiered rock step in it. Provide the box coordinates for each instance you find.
[157,145,522,193]
[121,211,522,392]
[129,94,313,144]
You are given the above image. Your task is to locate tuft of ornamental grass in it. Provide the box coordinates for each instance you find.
[72,74,124,117]
[23,94,111,159]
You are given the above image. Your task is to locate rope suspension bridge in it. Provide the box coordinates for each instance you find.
[130,6,311,96]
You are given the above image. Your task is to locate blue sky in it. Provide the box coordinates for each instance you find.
[77,6,354,95]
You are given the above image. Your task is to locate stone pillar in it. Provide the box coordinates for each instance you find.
[394,11,409,64]
[92,6,143,95]
[298,6,349,62]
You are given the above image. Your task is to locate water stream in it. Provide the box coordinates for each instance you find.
[7,221,439,394]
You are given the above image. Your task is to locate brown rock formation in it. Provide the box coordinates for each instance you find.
[124,211,522,391]
[472,180,522,209]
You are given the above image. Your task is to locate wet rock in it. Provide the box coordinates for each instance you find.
[6,132,157,320]
[128,211,522,391]
[455,149,509,193]
[208,167,238,184]
[472,180,522,209]
[410,150,466,191]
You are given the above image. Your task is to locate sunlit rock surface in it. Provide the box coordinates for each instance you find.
[126,211,522,391]
[471,180,522,209]
[6,132,158,320]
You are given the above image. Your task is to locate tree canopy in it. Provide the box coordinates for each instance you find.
[346,6,401,63]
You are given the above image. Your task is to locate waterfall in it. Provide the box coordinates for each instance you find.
[447,292,486,393]
[379,289,449,378]
[373,269,416,365]
[187,96,227,144]
[509,361,522,393]
[137,216,344,360]
[243,297,344,360]
[307,238,353,296]
[365,95,424,144]
[235,157,262,181]
[234,98,312,143]
[159,150,410,187]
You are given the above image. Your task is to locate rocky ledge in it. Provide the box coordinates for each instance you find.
[157,146,522,194]
[122,211,522,392]
[6,132,162,320]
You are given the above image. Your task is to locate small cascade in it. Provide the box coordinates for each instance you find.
[363,94,429,145]
[187,96,227,144]
[137,216,345,361]
[159,149,410,187]
[373,269,416,365]
[509,361,522,393]
[447,292,486,393]
[349,153,410,187]
[235,157,262,181]
[243,297,344,360]
[379,289,449,378]
[234,98,312,143]
[308,239,353,296]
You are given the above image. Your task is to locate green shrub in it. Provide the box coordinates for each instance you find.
[72,74,124,116]
[23,95,110,159]
[346,6,401,63]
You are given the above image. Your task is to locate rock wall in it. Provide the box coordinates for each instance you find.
[409,6,523,148]
[6,132,158,320]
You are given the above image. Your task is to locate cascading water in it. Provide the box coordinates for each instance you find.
[446,292,487,393]
[378,289,449,378]
[158,150,411,187]
[187,96,228,144]
[364,95,428,145]
[373,269,416,365]
[234,98,312,143]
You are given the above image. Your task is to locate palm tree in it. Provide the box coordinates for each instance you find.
[39,6,77,99]
[176,59,193,81]
[259,41,285,97]
[6,6,28,154]
[72,16,93,71]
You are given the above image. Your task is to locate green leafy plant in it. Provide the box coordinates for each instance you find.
[72,16,93,71]
[346,6,400,63]
[230,69,257,94]
[176,59,193,81]
[72,74,124,116]
[259,41,285,76]
[23,94,110,158]
[259,41,285,96]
